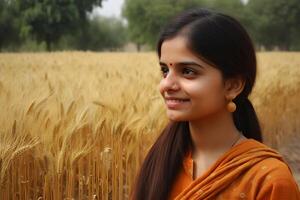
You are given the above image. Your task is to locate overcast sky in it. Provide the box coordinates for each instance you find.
[92,0,125,18]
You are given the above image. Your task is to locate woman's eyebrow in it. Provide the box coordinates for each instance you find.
[159,61,204,69]
[159,61,168,67]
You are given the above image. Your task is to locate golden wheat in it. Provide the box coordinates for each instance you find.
[0,52,299,199]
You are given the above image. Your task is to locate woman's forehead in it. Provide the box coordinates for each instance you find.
[161,38,198,61]
[160,37,217,69]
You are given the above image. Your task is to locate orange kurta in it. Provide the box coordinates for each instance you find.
[169,139,300,200]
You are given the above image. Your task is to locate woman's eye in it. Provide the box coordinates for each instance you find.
[160,67,169,77]
[182,68,196,76]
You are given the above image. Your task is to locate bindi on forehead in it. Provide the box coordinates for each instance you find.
[169,63,173,66]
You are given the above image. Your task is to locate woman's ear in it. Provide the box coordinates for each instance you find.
[224,76,245,99]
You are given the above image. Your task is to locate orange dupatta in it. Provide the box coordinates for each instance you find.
[170,139,300,200]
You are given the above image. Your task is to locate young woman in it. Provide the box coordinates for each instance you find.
[132,8,300,200]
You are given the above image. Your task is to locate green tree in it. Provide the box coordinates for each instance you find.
[123,0,203,50]
[15,0,103,51]
[208,0,247,20]
[247,0,300,50]
[70,16,128,51]
[0,1,21,50]
[123,0,300,51]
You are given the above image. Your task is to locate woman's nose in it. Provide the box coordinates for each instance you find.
[160,71,180,91]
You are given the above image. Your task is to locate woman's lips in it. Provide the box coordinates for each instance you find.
[165,98,190,109]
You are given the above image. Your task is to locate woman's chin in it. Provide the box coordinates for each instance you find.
[166,111,189,122]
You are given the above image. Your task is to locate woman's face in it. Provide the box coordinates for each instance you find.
[158,36,228,122]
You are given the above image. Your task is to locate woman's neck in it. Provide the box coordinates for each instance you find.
[188,110,243,156]
[188,110,246,179]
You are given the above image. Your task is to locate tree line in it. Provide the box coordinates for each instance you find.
[123,0,300,51]
[0,0,127,51]
[1,0,299,52]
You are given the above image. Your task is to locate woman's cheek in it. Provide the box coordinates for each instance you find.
[183,80,208,98]
[185,79,224,111]
[158,79,165,96]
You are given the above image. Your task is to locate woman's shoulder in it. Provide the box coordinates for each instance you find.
[241,139,295,181]
[239,141,300,199]
[250,155,294,180]
[252,157,300,199]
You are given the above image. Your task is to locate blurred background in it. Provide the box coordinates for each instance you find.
[1,0,300,52]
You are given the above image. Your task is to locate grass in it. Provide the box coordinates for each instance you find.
[0,52,299,199]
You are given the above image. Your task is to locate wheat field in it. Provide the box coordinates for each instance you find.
[0,52,299,199]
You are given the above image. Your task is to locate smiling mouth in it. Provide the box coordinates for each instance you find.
[164,96,190,101]
[165,98,190,109]
[166,99,190,102]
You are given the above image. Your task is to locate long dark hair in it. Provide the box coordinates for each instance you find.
[132,8,262,200]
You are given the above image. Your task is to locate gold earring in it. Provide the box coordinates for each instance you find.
[227,100,236,112]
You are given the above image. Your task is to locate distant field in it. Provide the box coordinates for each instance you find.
[0,52,299,199]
